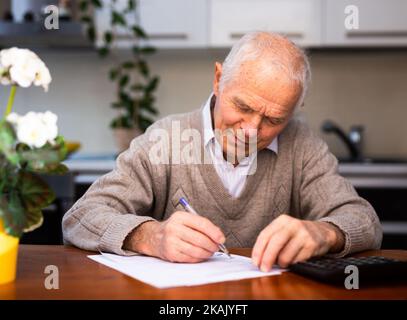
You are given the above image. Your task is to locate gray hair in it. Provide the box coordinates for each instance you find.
[219,31,311,110]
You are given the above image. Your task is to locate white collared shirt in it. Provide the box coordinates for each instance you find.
[202,95,278,198]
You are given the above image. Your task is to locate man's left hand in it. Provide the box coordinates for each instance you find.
[252,214,345,271]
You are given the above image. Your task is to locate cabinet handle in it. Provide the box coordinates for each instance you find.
[229,32,303,39]
[148,33,189,40]
[346,30,407,38]
[115,33,188,40]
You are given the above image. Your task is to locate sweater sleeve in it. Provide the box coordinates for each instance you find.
[297,124,382,257]
[62,136,160,256]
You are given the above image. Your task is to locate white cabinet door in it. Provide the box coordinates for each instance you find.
[324,0,407,46]
[95,0,208,48]
[209,0,322,47]
[138,0,208,48]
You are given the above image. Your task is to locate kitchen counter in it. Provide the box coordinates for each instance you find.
[338,163,407,188]
[64,156,407,188]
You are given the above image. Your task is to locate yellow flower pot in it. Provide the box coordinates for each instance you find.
[0,219,19,285]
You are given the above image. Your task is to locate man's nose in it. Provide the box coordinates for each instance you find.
[241,115,262,138]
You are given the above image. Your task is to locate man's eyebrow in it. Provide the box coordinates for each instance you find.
[232,97,252,110]
[233,96,286,123]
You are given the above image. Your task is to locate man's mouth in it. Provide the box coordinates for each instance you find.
[234,135,257,146]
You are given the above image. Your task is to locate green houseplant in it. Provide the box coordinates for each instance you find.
[0,47,67,284]
[79,0,160,152]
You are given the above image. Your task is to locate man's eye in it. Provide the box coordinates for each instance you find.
[266,118,283,126]
[237,105,252,113]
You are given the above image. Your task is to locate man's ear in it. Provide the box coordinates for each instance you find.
[213,62,222,97]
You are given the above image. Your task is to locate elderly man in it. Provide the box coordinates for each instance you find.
[63,31,382,272]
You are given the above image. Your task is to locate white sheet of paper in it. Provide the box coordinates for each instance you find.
[88,252,284,288]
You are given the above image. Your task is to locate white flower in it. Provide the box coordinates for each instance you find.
[41,111,58,141]
[6,112,21,125]
[6,111,59,148]
[0,47,52,91]
[34,62,52,92]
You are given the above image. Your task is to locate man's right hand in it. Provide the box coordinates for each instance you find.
[123,211,226,263]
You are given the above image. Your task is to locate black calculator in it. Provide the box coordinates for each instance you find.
[289,256,407,284]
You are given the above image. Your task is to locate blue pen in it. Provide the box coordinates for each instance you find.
[179,197,231,258]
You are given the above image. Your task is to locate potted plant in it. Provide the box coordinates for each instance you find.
[79,0,160,153]
[0,47,67,284]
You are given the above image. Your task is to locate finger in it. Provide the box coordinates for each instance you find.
[179,213,225,244]
[252,232,270,268]
[276,237,305,268]
[179,225,219,254]
[162,240,202,263]
[177,239,213,261]
[292,246,315,264]
[172,250,202,263]
[252,222,285,267]
[259,230,293,272]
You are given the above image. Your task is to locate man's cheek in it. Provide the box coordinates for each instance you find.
[221,111,240,128]
[259,128,278,145]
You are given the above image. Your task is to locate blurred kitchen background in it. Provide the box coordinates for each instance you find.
[1,0,407,249]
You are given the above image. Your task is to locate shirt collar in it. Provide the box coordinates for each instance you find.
[202,94,278,154]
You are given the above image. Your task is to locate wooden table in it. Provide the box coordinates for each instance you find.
[1,245,406,300]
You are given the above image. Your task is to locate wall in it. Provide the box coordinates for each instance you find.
[5,48,407,158]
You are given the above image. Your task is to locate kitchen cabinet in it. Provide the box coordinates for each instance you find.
[138,0,208,48]
[324,0,407,47]
[94,0,208,48]
[93,0,407,49]
[209,0,322,47]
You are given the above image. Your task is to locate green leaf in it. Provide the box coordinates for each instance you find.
[98,47,109,57]
[130,84,144,91]
[127,0,136,11]
[0,171,54,237]
[110,116,133,129]
[54,136,68,160]
[0,155,18,194]
[23,209,43,233]
[0,120,19,165]
[119,75,130,88]
[0,191,26,237]
[18,171,55,214]
[79,1,89,11]
[137,60,149,77]
[141,102,158,116]
[112,11,126,26]
[81,15,92,23]
[44,163,69,175]
[18,136,67,173]
[104,31,113,44]
[91,0,103,8]
[109,68,119,80]
[145,76,159,93]
[87,25,96,42]
[119,91,132,102]
[140,46,156,55]
[132,26,147,39]
[138,114,154,132]
[122,61,135,69]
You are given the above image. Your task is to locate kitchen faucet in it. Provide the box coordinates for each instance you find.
[321,120,364,161]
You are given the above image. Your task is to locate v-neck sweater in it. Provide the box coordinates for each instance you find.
[63,105,382,257]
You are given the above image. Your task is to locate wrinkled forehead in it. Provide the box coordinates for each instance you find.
[235,59,300,87]
[225,61,303,110]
